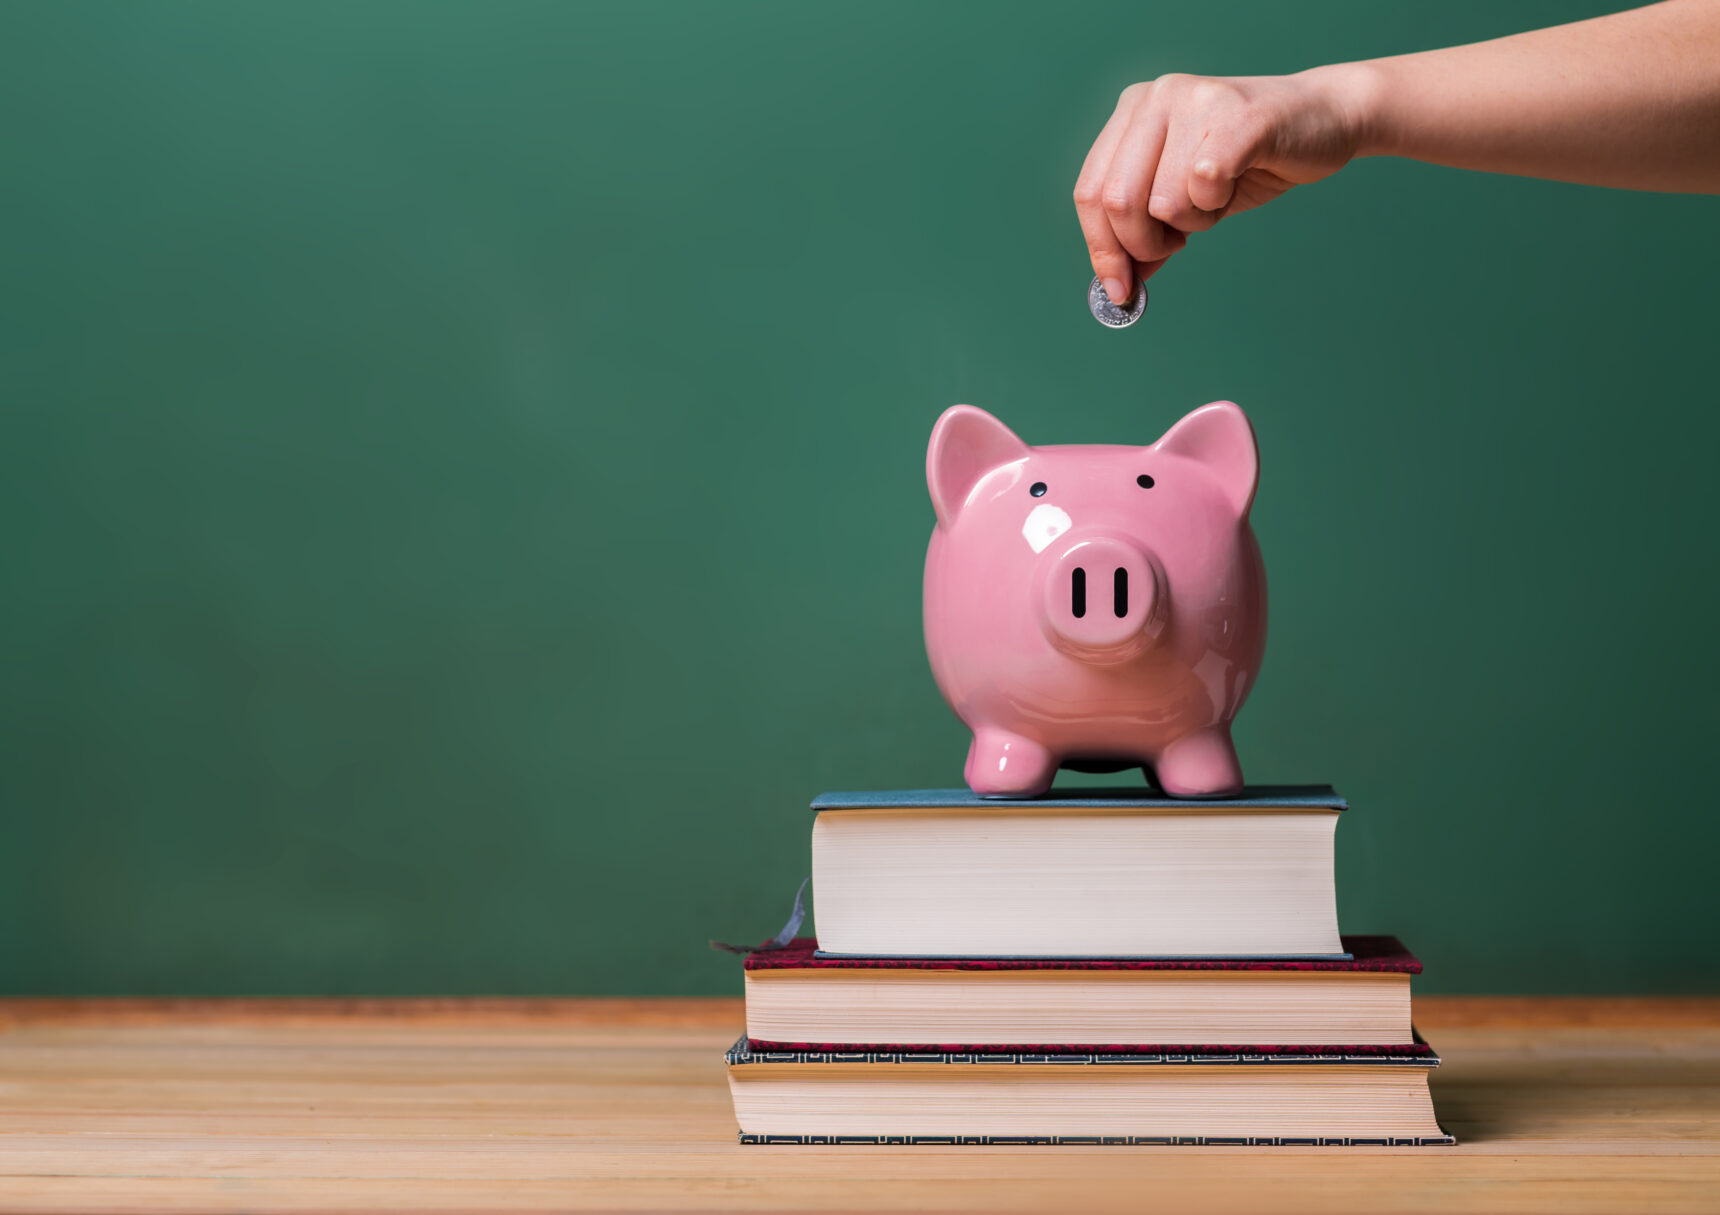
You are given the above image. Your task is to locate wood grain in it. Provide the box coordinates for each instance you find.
[0,997,1714,1213]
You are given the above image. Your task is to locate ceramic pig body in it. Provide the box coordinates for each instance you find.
[923,402,1266,798]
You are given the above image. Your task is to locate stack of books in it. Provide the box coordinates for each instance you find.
[726,786,1450,1146]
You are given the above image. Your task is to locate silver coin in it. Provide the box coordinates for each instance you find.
[1088,276,1147,328]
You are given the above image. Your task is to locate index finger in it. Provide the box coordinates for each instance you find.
[1073,91,1139,303]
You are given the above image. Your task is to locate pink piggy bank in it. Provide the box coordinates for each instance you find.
[923,402,1266,799]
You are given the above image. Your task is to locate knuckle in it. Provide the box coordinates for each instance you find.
[1145,194,1182,224]
[1100,181,1142,215]
[1117,81,1150,106]
[1191,178,1235,212]
[1072,177,1102,208]
[1189,77,1240,109]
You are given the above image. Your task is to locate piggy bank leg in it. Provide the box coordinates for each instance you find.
[1153,729,1244,798]
[965,729,1057,799]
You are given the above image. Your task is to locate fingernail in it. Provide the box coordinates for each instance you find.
[1103,278,1129,305]
[1193,159,1219,180]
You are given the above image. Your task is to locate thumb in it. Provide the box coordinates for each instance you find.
[1187,126,1264,213]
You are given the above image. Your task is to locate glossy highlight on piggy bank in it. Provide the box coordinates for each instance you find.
[923,402,1266,799]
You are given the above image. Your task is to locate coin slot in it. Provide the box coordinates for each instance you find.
[1071,567,1086,619]
[1114,568,1129,618]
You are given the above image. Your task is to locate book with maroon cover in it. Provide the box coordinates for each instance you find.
[727,1036,1454,1146]
[744,936,1425,1054]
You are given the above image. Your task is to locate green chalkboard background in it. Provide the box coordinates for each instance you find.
[3,1,1717,995]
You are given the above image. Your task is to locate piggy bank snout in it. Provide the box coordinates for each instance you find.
[1038,535,1161,660]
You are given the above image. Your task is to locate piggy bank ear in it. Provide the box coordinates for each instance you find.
[927,405,1029,527]
[1153,401,1259,517]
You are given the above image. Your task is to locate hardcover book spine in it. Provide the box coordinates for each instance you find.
[746,1039,1434,1057]
[739,1132,1456,1147]
[725,1037,1441,1068]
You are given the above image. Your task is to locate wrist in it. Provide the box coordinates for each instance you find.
[1300,60,1392,161]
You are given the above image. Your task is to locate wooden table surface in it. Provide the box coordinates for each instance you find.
[0,997,1715,1214]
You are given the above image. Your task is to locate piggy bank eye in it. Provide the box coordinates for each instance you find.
[1136,474,1155,489]
[1030,482,1048,497]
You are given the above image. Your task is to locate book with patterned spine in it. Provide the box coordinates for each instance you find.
[727,1036,1453,1146]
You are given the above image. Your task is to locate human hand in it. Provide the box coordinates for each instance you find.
[1073,68,1367,302]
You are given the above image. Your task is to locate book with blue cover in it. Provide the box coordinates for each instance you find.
[811,786,1347,811]
[810,787,1347,959]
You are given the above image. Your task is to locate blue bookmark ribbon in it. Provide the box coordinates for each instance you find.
[709,876,809,955]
